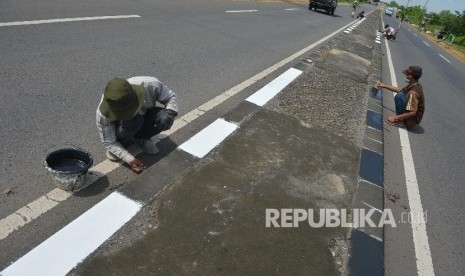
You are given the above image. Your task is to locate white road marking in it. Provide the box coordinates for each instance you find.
[246,68,302,106]
[0,15,140,27]
[285,8,298,11]
[367,136,383,144]
[0,16,363,241]
[422,41,430,47]
[384,20,436,276]
[361,201,383,214]
[1,192,142,276]
[439,54,451,63]
[226,10,258,13]
[178,119,237,158]
[0,189,71,240]
[414,33,418,37]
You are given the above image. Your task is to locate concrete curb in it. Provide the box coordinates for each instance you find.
[347,14,385,276]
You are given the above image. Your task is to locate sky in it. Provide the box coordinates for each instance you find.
[394,0,464,13]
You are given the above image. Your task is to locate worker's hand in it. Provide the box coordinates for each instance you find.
[388,115,397,123]
[128,158,146,174]
[376,80,384,88]
[155,109,178,131]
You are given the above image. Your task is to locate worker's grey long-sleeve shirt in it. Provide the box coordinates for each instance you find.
[96,76,179,163]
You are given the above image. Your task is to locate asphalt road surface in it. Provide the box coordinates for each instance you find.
[382,15,465,276]
[0,0,371,270]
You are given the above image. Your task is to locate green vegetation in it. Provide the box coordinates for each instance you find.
[386,1,465,48]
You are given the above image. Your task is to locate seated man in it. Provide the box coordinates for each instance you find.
[96,77,179,173]
[377,66,425,128]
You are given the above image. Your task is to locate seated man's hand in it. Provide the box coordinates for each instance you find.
[155,109,178,131]
[388,115,397,123]
[128,158,146,173]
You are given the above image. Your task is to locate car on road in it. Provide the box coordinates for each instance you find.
[309,0,338,16]
[385,7,395,16]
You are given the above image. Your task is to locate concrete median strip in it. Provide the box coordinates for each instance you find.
[2,13,385,274]
[0,15,361,244]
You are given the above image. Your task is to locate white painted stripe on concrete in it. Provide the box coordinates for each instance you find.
[0,16,362,241]
[0,15,140,27]
[225,10,258,13]
[246,68,302,106]
[344,31,350,33]
[178,119,237,158]
[361,201,383,214]
[285,8,298,11]
[422,41,430,46]
[439,54,451,63]
[1,192,141,276]
[367,136,383,144]
[384,18,435,275]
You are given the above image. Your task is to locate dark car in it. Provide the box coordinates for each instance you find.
[309,0,338,15]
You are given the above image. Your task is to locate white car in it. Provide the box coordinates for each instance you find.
[385,7,395,16]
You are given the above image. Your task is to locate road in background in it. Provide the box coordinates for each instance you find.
[382,15,465,276]
[0,0,376,269]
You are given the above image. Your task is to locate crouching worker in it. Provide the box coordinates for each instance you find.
[377,66,425,128]
[96,77,179,173]
[379,24,396,40]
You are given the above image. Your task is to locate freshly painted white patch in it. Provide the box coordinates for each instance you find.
[439,54,451,63]
[246,68,302,106]
[178,119,237,158]
[1,192,141,276]
[384,19,436,276]
[226,10,258,13]
[285,8,299,11]
[0,15,140,27]
[344,31,350,33]
[422,41,430,46]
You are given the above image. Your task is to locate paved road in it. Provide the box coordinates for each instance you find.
[0,0,373,270]
[382,15,465,276]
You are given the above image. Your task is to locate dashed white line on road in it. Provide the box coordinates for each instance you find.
[439,54,451,63]
[285,8,299,11]
[0,15,140,27]
[0,189,71,240]
[422,41,430,46]
[226,10,258,13]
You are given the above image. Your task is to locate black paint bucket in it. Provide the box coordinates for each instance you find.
[44,148,93,192]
